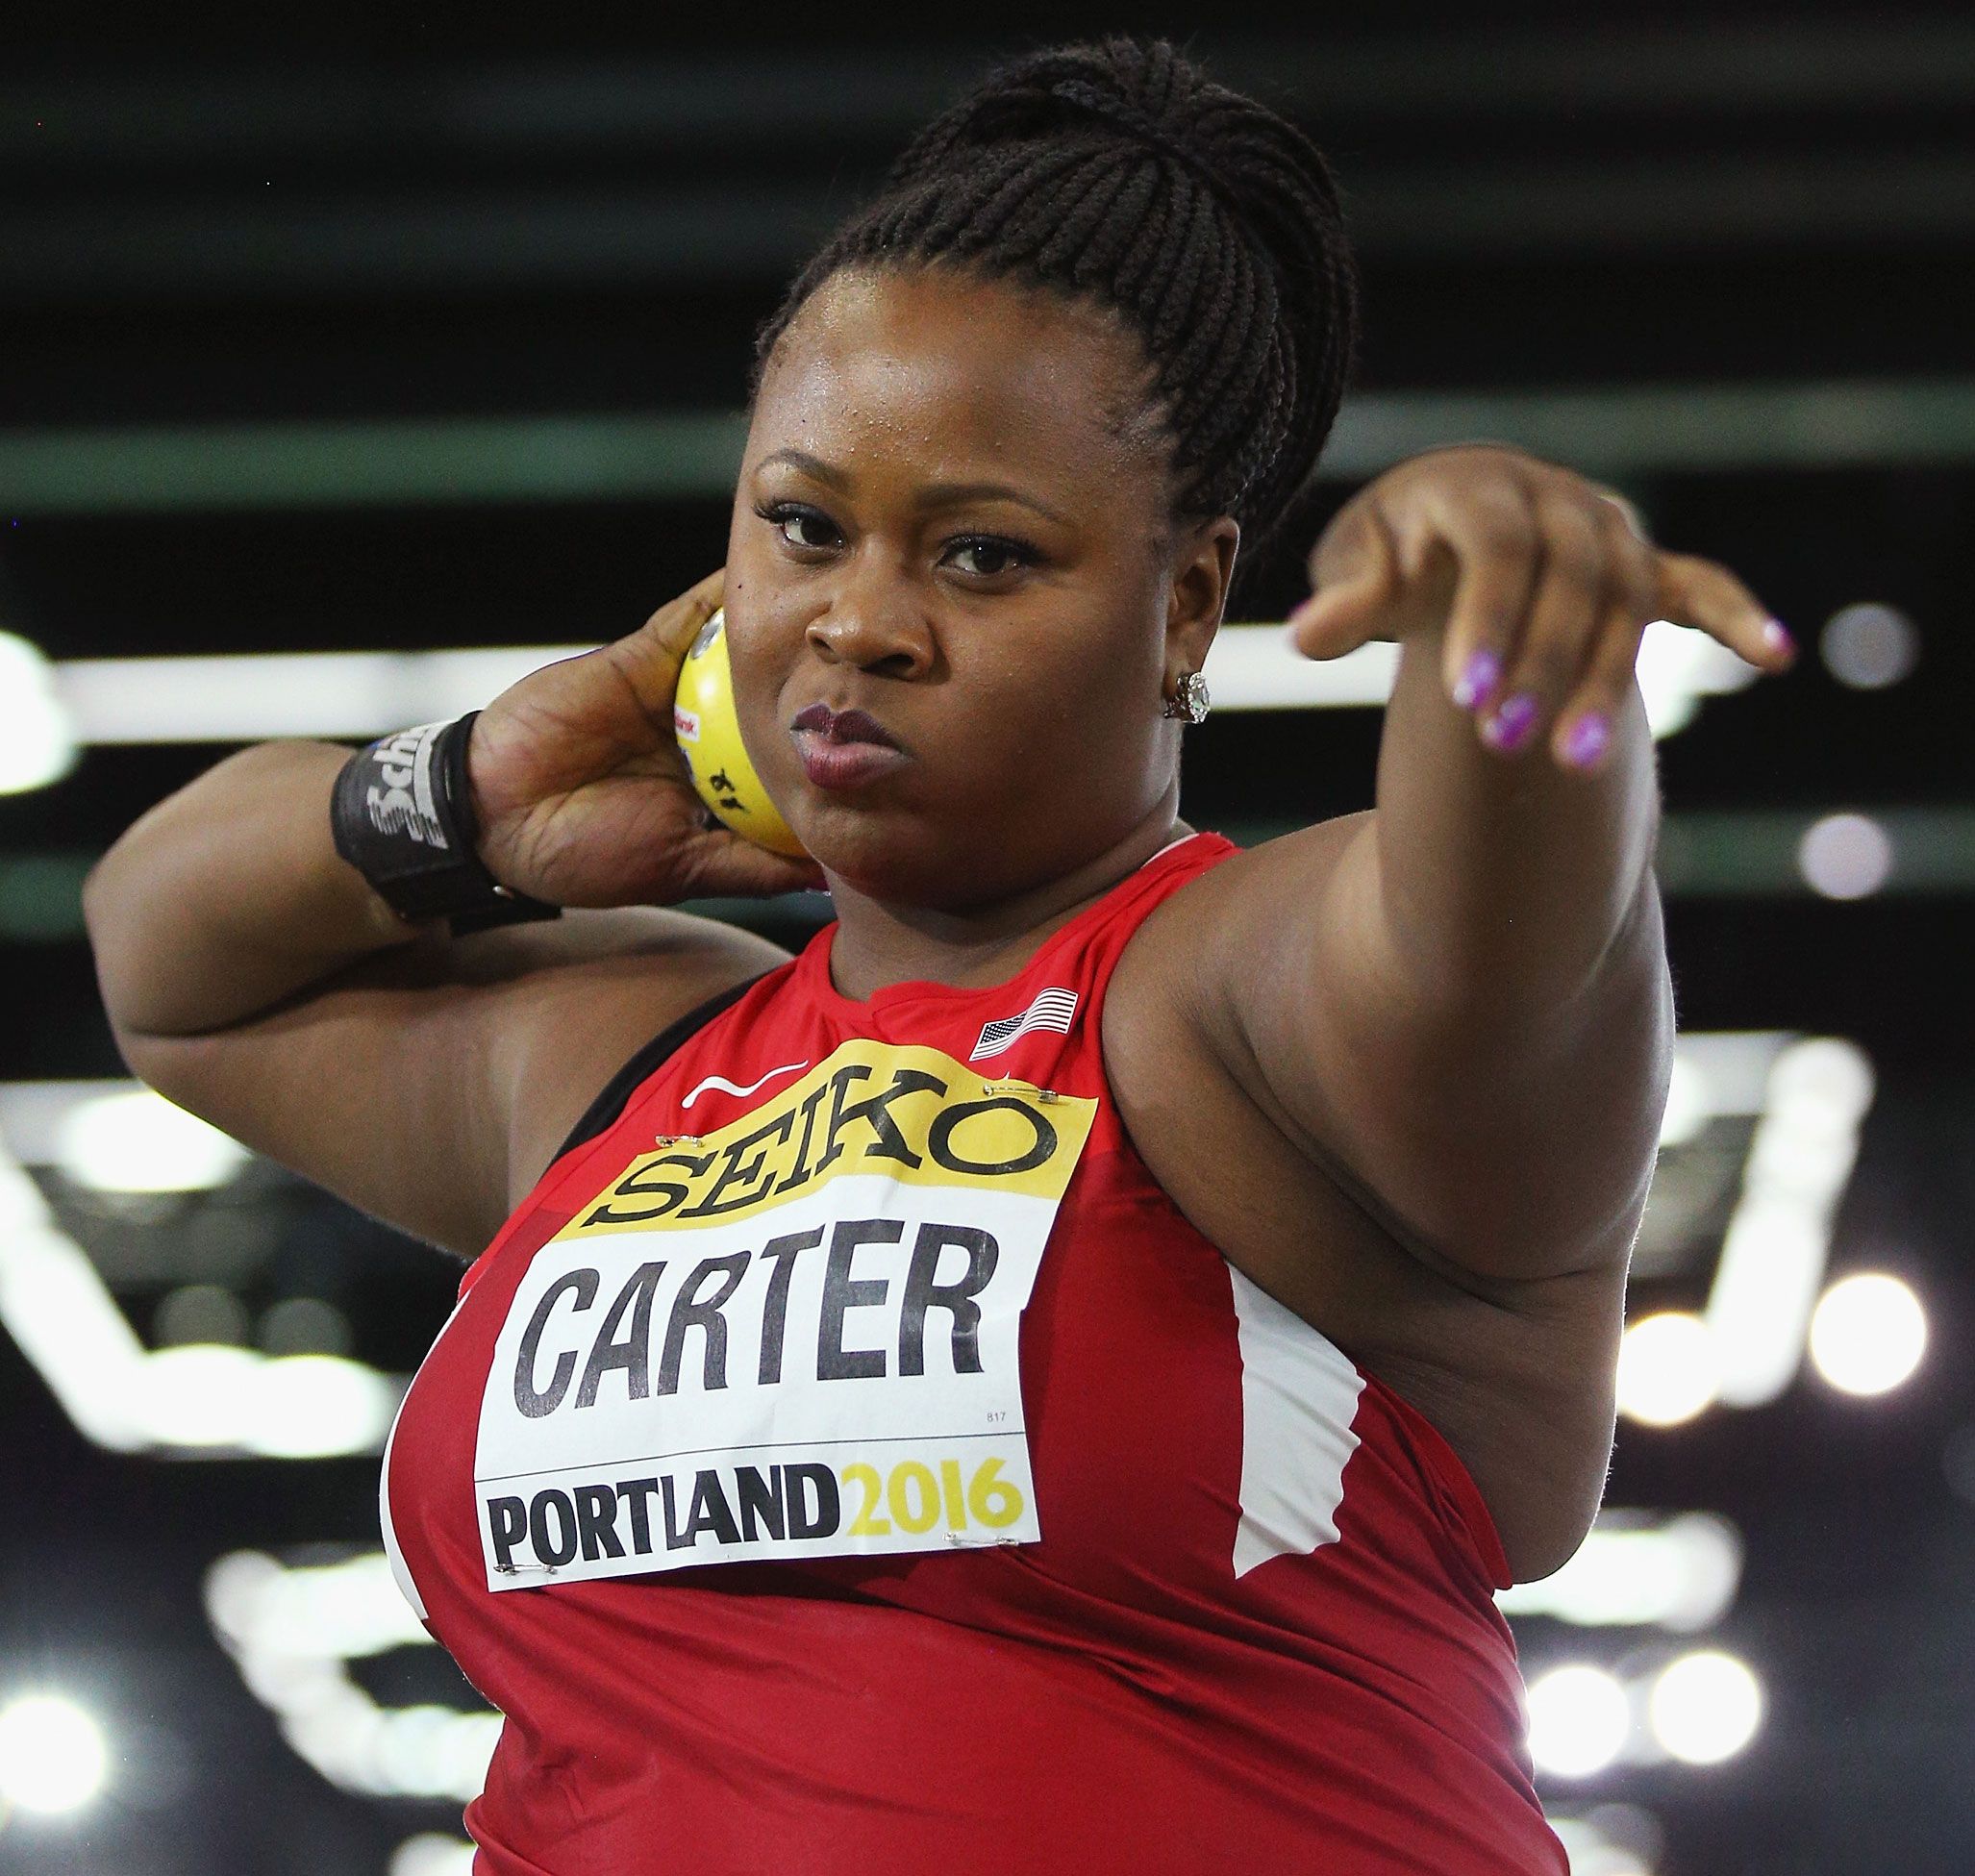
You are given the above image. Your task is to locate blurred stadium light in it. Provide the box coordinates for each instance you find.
[0,1690,110,1817]
[390,1838,477,1876]
[1809,1272,1928,1396]
[0,631,78,795]
[39,619,1754,746]
[1704,1039,1875,1410]
[206,1551,497,1804]
[1648,1652,1764,1766]
[1496,1512,1742,1631]
[0,1127,401,1456]
[1527,1650,1765,1780]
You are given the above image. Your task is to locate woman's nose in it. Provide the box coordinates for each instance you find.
[805,576,935,676]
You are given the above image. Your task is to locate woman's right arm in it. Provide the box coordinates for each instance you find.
[83,573,815,1257]
[87,738,432,1038]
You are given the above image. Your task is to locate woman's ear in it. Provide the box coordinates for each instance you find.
[1164,514,1241,688]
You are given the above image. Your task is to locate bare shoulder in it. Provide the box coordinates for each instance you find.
[453,907,795,1207]
[122,903,792,1261]
[1103,828,1628,1582]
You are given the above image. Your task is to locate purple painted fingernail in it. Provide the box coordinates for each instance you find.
[1562,712,1612,769]
[1451,648,1503,711]
[1482,691,1539,752]
[1762,618,1796,660]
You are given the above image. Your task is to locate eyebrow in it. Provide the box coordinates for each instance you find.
[756,448,1070,527]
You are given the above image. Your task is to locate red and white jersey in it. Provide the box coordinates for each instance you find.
[382,832,1565,1874]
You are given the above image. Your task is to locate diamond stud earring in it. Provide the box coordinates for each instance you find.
[1162,670,1211,724]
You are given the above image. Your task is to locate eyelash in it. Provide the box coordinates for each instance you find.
[753,501,1041,579]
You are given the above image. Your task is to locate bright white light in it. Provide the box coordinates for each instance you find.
[54,646,580,743]
[0,1130,399,1459]
[0,1146,153,1451]
[1208,632,1401,710]
[1632,620,1761,737]
[241,1355,401,1458]
[206,1550,498,1804]
[54,1087,249,1192]
[1820,603,1918,689]
[1798,813,1893,899]
[49,616,1752,746]
[0,632,80,793]
[1706,1038,1874,1409]
[1657,1053,1712,1147]
[391,1834,479,1876]
[1498,1513,1742,1631]
[1527,1664,1631,1778]
[1616,1313,1718,1427]
[1706,1203,1827,1408]
[1766,1037,1876,1129]
[130,1348,401,1455]
[143,1344,267,1446]
[208,1550,426,1663]
[1648,1652,1762,1763]
[0,1692,110,1814]
[1548,1814,1656,1876]
[1809,1273,1927,1396]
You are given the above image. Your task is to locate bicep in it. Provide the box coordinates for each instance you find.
[110,910,787,1259]
[1203,820,1672,1287]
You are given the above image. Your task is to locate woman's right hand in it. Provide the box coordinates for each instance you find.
[465,571,824,907]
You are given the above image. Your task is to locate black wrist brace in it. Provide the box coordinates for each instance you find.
[330,713,562,937]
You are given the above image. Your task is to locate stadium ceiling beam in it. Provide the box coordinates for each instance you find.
[6,378,1975,514]
[6,808,1975,948]
[6,151,1975,304]
[9,21,1975,164]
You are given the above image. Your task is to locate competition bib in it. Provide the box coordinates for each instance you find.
[473,1039,1096,1591]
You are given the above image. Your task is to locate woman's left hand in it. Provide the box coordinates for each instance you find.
[1283,443,1796,770]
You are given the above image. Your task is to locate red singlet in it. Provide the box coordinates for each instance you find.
[382,833,1565,1874]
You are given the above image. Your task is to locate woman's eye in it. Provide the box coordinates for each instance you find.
[761,504,840,550]
[784,513,836,549]
[944,538,1033,578]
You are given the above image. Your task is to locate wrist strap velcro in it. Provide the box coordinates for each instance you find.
[330,713,562,936]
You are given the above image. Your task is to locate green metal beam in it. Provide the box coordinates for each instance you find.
[8,811,1971,942]
[0,412,751,514]
[8,379,1975,516]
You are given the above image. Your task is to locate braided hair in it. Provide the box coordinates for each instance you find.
[754,38,1360,552]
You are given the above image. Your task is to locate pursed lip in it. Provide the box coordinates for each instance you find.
[788,703,909,791]
[789,703,904,752]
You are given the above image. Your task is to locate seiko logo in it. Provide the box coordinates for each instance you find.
[582,1062,1064,1231]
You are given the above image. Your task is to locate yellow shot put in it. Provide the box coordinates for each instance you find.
[672,610,810,859]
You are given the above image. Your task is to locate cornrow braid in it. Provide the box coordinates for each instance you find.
[754,37,1360,548]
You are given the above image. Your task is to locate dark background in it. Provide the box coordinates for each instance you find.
[2,7,1971,1872]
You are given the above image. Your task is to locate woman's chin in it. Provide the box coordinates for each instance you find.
[793,814,991,910]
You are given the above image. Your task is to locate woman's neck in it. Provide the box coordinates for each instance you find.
[822,796,1189,1002]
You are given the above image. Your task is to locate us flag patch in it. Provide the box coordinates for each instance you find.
[970,988,1080,1062]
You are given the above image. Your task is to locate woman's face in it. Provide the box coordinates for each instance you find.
[724,264,1237,910]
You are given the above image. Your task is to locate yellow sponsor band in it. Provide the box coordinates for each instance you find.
[562,1039,1096,1237]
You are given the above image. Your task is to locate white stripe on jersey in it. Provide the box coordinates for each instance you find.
[1228,1265,1364,1578]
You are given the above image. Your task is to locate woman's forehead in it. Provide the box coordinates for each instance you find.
[752,267,1162,484]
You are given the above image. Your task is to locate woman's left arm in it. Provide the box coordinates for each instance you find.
[1195,444,1793,1288]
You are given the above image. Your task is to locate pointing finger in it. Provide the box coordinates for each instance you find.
[1288,502,1400,658]
[1655,551,1795,671]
